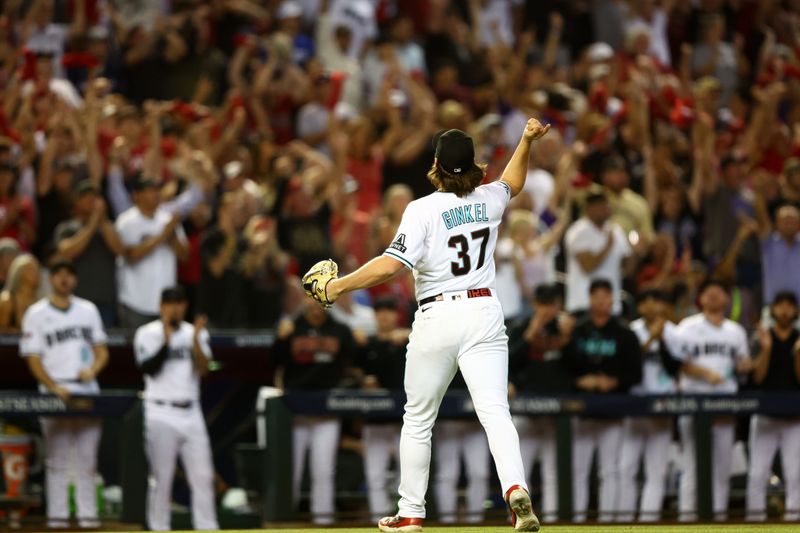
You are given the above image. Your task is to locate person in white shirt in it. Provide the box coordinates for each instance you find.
[672,279,753,522]
[565,192,631,314]
[20,261,108,528]
[329,291,377,344]
[329,0,377,59]
[134,286,218,532]
[618,289,682,522]
[116,176,189,329]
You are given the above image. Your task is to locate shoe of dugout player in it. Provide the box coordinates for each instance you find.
[378,515,423,532]
[505,485,540,532]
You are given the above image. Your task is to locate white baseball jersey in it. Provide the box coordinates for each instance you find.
[629,318,679,394]
[116,206,188,315]
[19,297,107,394]
[564,218,631,313]
[672,313,749,393]
[134,320,212,401]
[383,181,511,301]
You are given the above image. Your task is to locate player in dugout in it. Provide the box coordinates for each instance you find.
[562,278,642,523]
[20,260,109,529]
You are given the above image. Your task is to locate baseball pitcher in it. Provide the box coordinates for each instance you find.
[302,119,550,532]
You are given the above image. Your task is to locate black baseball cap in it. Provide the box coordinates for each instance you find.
[433,129,476,175]
[49,260,76,276]
[161,286,187,303]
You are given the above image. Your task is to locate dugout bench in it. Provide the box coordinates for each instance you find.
[262,389,800,523]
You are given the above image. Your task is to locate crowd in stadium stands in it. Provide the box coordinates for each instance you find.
[5,0,800,526]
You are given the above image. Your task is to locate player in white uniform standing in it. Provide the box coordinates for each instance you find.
[20,260,109,528]
[134,286,218,531]
[618,289,681,522]
[673,279,752,521]
[301,119,550,531]
[745,291,800,521]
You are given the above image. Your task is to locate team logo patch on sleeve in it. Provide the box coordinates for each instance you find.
[390,234,407,253]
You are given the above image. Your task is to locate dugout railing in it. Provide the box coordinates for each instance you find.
[4,389,799,526]
[263,389,800,523]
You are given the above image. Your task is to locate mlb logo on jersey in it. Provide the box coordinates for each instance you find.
[391,234,408,253]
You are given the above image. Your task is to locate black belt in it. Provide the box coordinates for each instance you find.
[418,287,493,307]
[151,400,193,409]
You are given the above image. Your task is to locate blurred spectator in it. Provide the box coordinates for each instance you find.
[508,284,575,523]
[626,0,673,66]
[54,181,123,327]
[35,157,79,261]
[0,163,35,251]
[328,0,377,59]
[500,208,568,307]
[177,203,211,318]
[274,302,356,525]
[329,291,377,345]
[599,155,655,250]
[242,216,289,328]
[315,5,363,108]
[690,14,745,104]
[0,238,20,287]
[565,193,632,315]
[115,176,189,329]
[296,72,333,155]
[354,297,409,521]
[673,280,752,522]
[276,142,340,273]
[753,205,800,320]
[0,253,40,332]
[198,192,249,328]
[563,279,642,522]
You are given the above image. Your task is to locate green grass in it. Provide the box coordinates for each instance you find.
[121,527,800,533]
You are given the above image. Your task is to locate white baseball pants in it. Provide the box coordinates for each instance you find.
[396,298,527,519]
[515,415,558,522]
[363,423,401,520]
[40,417,101,528]
[571,417,623,522]
[746,415,800,521]
[678,415,735,522]
[618,417,673,522]
[144,403,218,531]
[292,415,340,525]
[434,419,490,523]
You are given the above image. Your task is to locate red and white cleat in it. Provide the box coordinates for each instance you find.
[378,515,423,532]
[505,485,540,531]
